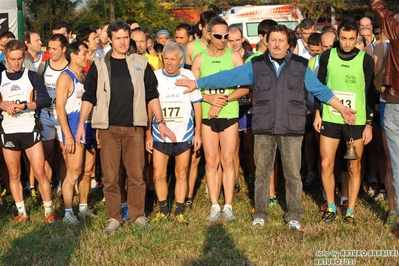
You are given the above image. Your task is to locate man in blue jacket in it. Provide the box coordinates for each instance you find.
[176,25,356,231]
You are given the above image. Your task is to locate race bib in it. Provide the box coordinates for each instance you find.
[4,92,28,118]
[330,91,356,115]
[204,88,228,95]
[161,102,184,124]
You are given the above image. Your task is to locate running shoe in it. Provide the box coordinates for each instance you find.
[321,208,337,223]
[104,218,121,233]
[45,212,57,226]
[184,200,193,210]
[63,213,79,225]
[206,206,221,223]
[29,187,38,198]
[252,217,265,226]
[303,175,314,188]
[375,189,387,202]
[343,212,355,224]
[223,207,236,222]
[14,212,29,222]
[288,220,301,230]
[269,196,278,207]
[175,213,188,226]
[385,212,398,229]
[134,216,152,229]
[78,208,97,219]
[152,212,168,222]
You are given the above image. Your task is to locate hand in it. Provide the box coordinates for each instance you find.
[158,123,176,142]
[6,103,22,115]
[146,135,154,154]
[340,107,357,125]
[205,94,228,107]
[362,124,373,145]
[193,134,202,152]
[208,105,222,119]
[75,125,86,147]
[313,111,322,133]
[63,136,76,154]
[96,130,101,149]
[175,75,197,94]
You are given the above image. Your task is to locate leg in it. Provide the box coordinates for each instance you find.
[186,148,201,199]
[121,127,146,223]
[320,135,340,206]
[152,149,169,202]
[62,144,84,209]
[278,135,305,222]
[201,124,221,205]
[346,139,364,211]
[79,148,96,205]
[252,135,277,221]
[42,139,55,183]
[98,127,123,222]
[174,149,191,205]
[219,123,239,205]
[25,142,52,202]
[2,148,23,202]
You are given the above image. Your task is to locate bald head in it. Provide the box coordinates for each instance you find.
[360,17,372,30]
[359,27,373,46]
[131,30,147,55]
[321,31,336,51]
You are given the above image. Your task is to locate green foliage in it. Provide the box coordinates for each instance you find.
[24,0,80,43]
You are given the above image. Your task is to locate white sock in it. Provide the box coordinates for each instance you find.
[340,197,348,205]
[211,204,220,211]
[79,203,88,212]
[65,209,73,216]
[16,201,27,215]
[223,204,232,211]
[43,200,52,214]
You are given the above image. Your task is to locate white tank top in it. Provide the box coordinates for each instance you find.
[42,60,68,113]
[0,69,37,134]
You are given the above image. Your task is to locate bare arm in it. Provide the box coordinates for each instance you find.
[75,100,94,146]
[192,101,202,151]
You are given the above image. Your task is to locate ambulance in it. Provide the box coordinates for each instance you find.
[221,5,303,50]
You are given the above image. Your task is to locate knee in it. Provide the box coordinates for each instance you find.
[175,168,188,182]
[153,170,166,183]
[321,159,334,172]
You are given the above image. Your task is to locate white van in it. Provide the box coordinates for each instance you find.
[221,5,303,50]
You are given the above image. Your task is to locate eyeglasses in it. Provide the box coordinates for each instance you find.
[210,32,229,40]
[131,27,141,32]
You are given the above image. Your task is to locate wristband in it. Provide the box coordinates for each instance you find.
[157,120,166,125]
[23,102,28,110]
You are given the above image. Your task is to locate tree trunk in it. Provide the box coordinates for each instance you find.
[110,0,115,21]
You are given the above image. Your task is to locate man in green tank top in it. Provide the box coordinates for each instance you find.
[316,18,374,225]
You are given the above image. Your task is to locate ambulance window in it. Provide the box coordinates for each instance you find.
[279,21,298,30]
[247,23,259,37]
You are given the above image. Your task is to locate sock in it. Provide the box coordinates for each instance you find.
[65,208,73,216]
[389,210,397,215]
[43,200,53,214]
[29,186,35,189]
[212,204,221,211]
[15,201,27,215]
[223,204,232,211]
[185,197,192,203]
[327,203,336,213]
[340,197,348,205]
[346,208,354,215]
[159,200,168,215]
[121,202,128,208]
[79,203,88,212]
[175,202,185,215]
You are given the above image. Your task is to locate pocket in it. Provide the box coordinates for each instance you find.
[253,69,272,104]
[251,106,274,132]
[288,68,303,91]
[287,106,306,132]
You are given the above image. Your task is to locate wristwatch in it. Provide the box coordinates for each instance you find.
[157,119,166,125]
[23,102,28,110]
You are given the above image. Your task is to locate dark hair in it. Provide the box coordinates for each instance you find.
[308,32,321,46]
[129,38,137,54]
[199,10,218,27]
[23,31,40,51]
[288,30,297,50]
[242,39,253,52]
[76,27,97,43]
[175,23,193,37]
[107,20,130,39]
[338,17,359,36]
[4,40,25,57]
[49,33,69,48]
[126,18,138,26]
[51,21,72,33]
[258,19,278,36]
[101,21,111,30]
[299,18,316,30]
[65,41,88,63]
[266,25,291,43]
[193,22,202,39]
[0,31,16,40]
[373,21,380,33]
[154,42,164,53]
[206,17,228,32]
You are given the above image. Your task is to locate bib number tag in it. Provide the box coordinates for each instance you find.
[205,88,228,95]
[330,91,355,115]
[161,102,184,124]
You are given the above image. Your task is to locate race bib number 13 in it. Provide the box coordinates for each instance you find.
[330,91,356,115]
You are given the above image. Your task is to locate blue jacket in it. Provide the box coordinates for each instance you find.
[197,51,335,135]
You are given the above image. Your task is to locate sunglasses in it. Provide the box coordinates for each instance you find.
[131,27,141,32]
[211,32,229,40]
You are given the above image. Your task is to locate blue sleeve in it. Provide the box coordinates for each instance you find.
[197,62,255,88]
[304,66,335,104]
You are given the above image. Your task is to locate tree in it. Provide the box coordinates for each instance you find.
[24,0,80,42]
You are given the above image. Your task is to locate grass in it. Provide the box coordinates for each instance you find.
[0,170,399,266]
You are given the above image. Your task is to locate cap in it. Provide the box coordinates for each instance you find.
[156,29,170,38]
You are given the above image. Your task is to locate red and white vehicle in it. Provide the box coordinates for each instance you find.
[221,5,303,50]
